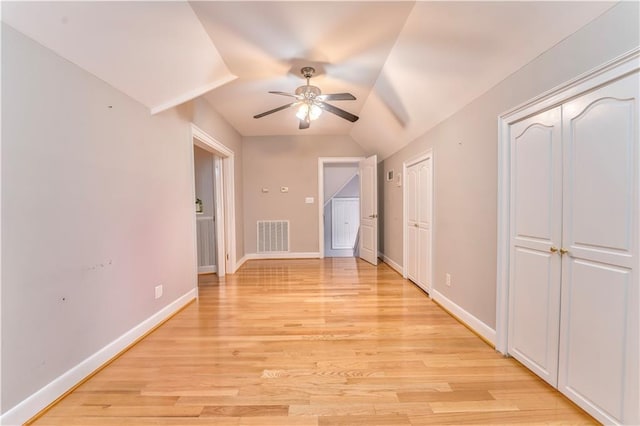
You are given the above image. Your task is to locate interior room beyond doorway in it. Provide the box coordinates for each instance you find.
[322,162,361,258]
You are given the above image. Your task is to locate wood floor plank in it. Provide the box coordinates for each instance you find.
[30,259,596,425]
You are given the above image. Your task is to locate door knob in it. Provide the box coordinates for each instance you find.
[414,223,419,228]
[550,246,559,253]
[560,248,569,255]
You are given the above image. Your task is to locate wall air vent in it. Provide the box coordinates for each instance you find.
[257,220,290,253]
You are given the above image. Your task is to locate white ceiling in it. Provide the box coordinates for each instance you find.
[1,1,236,113]
[2,1,616,158]
[192,1,415,136]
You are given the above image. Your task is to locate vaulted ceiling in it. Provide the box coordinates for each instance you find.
[2,1,616,159]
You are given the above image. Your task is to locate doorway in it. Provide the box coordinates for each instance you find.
[193,146,220,274]
[190,124,237,277]
[318,157,364,258]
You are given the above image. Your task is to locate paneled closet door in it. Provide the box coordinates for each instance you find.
[507,106,563,387]
[416,158,432,292]
[558,72,639,424]
[406,165,419,283]
[405,158,432,292]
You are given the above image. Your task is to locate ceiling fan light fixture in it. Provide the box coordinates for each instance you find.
[254,66,358,128]
[296,102,322,121]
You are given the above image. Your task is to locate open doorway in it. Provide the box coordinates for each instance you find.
[193,146,219,274]
[318,157,365,258]
[190,124,237,278]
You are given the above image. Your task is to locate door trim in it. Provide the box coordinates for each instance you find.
[495,48,639,354]
[317,157,365,259]
[190,124,237,276]
[402,150,434,294]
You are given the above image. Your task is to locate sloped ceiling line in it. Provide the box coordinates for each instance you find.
[1,0,236,113]
[2,1,616,159]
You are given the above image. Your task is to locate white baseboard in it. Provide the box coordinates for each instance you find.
[379,252,403,275]
[198,265,217,274]
[243,252,320,260]
[430,288,496,345]
[234,255,248,272]
[0,289,197,426]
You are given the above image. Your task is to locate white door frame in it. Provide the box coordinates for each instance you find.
[190,124,237,277]
[403,150,434,293]
[318,157,365,258]
[495,48,639,354]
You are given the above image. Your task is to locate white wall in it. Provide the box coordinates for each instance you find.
[380,2,640,331]
[0,23,241,422]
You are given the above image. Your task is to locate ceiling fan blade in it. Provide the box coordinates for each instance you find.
[269,91,301,99]
[318,102,359,122]
[317,93,356,101]
[253,102,297,119]
[299,119,310,130]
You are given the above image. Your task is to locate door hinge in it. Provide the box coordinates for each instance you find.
[226,254,229,261]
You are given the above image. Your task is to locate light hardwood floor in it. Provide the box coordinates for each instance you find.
[31,258,596,425]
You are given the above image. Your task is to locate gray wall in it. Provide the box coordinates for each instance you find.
[323,163,358,201]
[243,136,365,254]
[190,97,245,263]
[0,24,244,415]
[380,1,640,329]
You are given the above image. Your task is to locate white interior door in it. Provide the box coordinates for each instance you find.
[406,165,418,282]
[417,159,432,291]
[558,72,639,424]
[331,198,359,249]
[405,157,432,292]
[359,155,378,265]
[507,106,563,387]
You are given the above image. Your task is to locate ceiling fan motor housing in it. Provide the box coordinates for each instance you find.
[295,85,321,99]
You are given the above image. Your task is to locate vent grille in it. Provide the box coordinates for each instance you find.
[257,220,289,253]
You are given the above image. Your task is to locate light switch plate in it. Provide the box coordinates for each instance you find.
[305,197,314,204]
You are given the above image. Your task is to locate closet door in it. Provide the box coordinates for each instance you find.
[405,158,433,292]
[558,72,639,424]
[416,158,432,292]
[507,107,563,386]
[406,164,419,282]
[331,198,359,250]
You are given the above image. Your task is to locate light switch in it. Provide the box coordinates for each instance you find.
[305,197,314,204]
[280,186,289,193]
[261,187,269,193]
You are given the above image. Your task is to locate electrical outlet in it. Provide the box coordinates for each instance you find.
[155,285,163,299]
[445,273,451,287]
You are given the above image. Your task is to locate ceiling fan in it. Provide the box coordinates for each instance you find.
[253,67,359,130]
